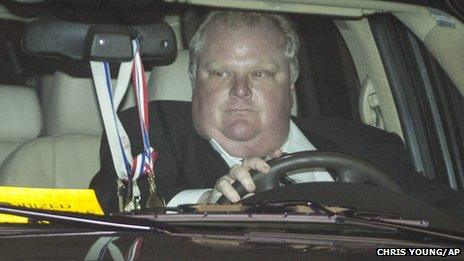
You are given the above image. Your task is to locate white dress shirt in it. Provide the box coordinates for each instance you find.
[167,120,333,207]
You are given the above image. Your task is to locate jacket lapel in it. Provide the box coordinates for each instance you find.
[293,118,339,152]
[194,135,230,186]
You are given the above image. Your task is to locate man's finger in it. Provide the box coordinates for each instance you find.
[214,177,241,203]
[267,149,283,160]
[242,157,271,174]
[209,157,273,204]
[229,164,255,192]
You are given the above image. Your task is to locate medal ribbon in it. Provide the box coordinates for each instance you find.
[90,38,157,211]
[129,39,158,201]
[91,61,133,181]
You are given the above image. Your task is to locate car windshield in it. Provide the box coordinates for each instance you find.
[1,0,464,239]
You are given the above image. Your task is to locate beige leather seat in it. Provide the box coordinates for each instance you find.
[0,85,42,166]
[0,67,150,188]
[0,49,191,188]
[0,72,103,188]
[150,49,192,101]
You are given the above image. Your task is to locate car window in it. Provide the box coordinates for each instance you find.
[370,14,464,190]
[419,40,464,190]
[293,15,361,121]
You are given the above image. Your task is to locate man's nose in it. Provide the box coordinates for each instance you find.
[229,76,252,99]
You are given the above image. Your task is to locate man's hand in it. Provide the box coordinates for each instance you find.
[208,150,283,203]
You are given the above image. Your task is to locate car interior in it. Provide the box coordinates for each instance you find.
[0,0,463,195]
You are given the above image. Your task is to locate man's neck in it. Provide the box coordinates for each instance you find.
[212,127,288,158]
[210,120,317,167]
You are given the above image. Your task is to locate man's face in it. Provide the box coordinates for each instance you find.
[192,20,294,158]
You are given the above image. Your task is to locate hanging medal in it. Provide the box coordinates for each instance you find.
[146,165,165,209]
[91,37,164,212]
[128,39,165,210]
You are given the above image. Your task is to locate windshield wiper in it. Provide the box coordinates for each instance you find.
[0,204,175,233]
[173,200,464,244]
[249,200,464,244]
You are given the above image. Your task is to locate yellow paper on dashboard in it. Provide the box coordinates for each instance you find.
[0,186,104,223]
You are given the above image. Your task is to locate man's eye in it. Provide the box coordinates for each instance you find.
[213,71,226,77]
[253,71,270,78]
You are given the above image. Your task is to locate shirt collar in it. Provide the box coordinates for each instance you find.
[209,119,318,168]
[209,137,243,167]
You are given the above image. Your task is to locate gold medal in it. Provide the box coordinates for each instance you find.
[146,175,165,210]
[124,200,135,212]
[117,179,126,212]
[124,196,142,212]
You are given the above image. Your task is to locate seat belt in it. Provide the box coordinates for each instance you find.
[91,39,163,212]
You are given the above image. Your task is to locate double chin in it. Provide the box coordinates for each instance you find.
[218,121,283,158]
[223,118,258,141]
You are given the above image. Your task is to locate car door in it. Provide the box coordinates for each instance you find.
[369,13,464,191]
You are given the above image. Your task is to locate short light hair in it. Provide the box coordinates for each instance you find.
[188,10,300,86]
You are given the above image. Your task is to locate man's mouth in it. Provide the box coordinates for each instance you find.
[227,108,253,111]
[225,109,256,115]
[225,106,255,112]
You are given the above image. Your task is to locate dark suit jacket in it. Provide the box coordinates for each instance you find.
[90,101,464,218]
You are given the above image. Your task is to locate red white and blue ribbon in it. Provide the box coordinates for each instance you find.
[125,237,144,261]
[90,38,157,211]
[129,39,158,200]
[91,60,133,181]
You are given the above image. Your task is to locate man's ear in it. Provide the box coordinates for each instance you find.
[290,83,295,108]
[190,80,196,91]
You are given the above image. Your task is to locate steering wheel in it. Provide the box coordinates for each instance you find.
[216,151,405,204]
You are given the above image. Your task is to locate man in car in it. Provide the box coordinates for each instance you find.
[91,11,464,216]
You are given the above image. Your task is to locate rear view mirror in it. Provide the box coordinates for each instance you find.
[22,19,176,62]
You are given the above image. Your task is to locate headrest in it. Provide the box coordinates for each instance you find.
[0,85,41,141]
[44,71,103,136]
[150,49,192,101]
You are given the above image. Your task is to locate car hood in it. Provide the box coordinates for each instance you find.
[0,225,462,260]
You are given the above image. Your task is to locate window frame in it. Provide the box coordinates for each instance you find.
[370,14,464,190]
